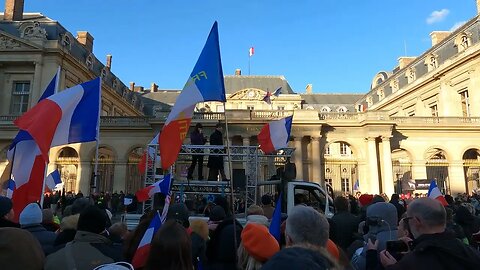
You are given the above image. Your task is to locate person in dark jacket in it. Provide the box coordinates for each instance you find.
[389,194,406,221]
[330,196,360,251]
[45,206,122,270]
[0,196,19,228]
[188,123,208,180]
[455,205,480,248]
[205,217,243,270]
[207,123,227,181]
[42,209,60,232]
[19,203,56,255]
[380,198,480,270]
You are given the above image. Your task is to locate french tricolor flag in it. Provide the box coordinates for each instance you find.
[131,211,162,269]
[135,174,172,202]
[258,116,293,154]
[6,179,15,199]
[138,133,160,174]
[427,180,448,206]
[45,169,62,190]
[14,78,101,162]
[160,22,226,169]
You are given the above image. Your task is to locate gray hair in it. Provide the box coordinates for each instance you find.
[285,205,329,247]
[407,197,446,227]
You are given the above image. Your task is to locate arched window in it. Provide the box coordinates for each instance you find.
[337,106,348,113]
[406,67,416,83]
[321,106,331,113]
[455,33,471,52]
[86,54,94,69]
[101,68,107,79]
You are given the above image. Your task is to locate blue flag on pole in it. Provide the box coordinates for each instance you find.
[269,193,282,242]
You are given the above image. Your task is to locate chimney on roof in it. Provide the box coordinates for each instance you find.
[430,31,450,46]
[398,57,416,69]
[106,54,112,70]
[76,31,94,53]
[151,82,158,92]
[134,86,144,92]
[129,82,135,91]
[4,0,24,21]
[477,0,480,14]
[235,69,241,76]
[306,84,313,94]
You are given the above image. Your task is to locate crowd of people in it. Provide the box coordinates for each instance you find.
[1,191,480,270]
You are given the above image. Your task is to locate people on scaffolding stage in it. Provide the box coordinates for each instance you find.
[207,122,228,181]
[187,123,207,180]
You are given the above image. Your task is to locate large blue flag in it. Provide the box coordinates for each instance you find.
[269,193,282,242]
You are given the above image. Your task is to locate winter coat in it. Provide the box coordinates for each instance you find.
[205,218,242,270]
[45,230,122,270]
[261,246,337,270]
[207,130,224,169]
[0,217,19,228]
[191,232,207,270]
[385,232,480,270]
[330,211,360,251]
[22,224,56,255]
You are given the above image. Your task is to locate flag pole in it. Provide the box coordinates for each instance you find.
[92,79,102,196]
[222,108,238,250]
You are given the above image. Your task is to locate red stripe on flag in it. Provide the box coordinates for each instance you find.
[11,155,45,222]
[136,186,154,202]
[258,124,275,154]
[160,118,192,169]
[13,99,62,162]
[132,244,150,269]
[137,152,147,174]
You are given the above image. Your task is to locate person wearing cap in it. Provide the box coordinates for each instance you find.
[19,203,57,255]
[0,196,19,228]
[0,227,45,270]
[237,223,279,269]
[187,123,207,180]
[207,123,227,181]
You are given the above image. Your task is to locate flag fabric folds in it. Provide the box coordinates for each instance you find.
[249,47,255,57]
[258,116,293,154]
[6,179,15,198]
[269,193,282,242]
[2,70,59,221]
[427,180,448,206]
[135,174,172,202]
[45,169,62,190]
[131,211,162,269]
[272,87,282,97]
[160,22,226,169]
[14,78,101,162]
[262,87,282,104]
[353,179,360,191]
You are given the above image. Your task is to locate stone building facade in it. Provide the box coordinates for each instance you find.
[1,0,480,196]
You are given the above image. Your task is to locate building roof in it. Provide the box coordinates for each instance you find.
[301,94,364,105]
[224,75,295,94]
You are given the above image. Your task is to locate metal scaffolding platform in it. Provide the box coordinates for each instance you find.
[142,144,295,214]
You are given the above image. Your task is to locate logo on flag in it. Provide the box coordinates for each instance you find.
[45,169,62,190]
[135,174,172,202]
[249,47,254,57]
[258,116,293,154]
[14,78,101,162]
[427,180,448,206]
[160,22,226,169]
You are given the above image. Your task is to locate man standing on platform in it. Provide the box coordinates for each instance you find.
[187,123,207,180]
[208,123,227,181]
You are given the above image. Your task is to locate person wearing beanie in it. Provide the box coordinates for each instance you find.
[0,227,45,270]
[0,196,19,228]
[45,206,122,270]
[237,223,279,269]
[19,203,56,255]
[208,205,226,232]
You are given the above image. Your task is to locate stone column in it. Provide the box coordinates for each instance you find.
[381,136,395,196]
[30,60,44,105]
[77,161,92,194]
[448,161,466,194]
[311,137,321,183]
[113,160,127,193]
[367,137,380,193]
[294,136,303,180]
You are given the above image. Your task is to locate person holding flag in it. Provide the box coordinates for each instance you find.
[159,21,226,170]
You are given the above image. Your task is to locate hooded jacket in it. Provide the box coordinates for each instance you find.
[385,231,480,270]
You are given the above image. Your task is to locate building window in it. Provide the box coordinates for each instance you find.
[10,81,31,114]
[455,33,471,52]
[325,145,331,155]
[341,178,350,193]
[321,106,331,113]
[325,178,333,188]
[101,68,107,79]
[86,55,94,69]
[112,78,118,89]
[460,90,470,117]
[366,96,373,107]
[390,79,399,93]
[61,35,71,49]
[278,106,285,110]
[340,143,349,156]
[425,54,438,72]
[247,105,254,110]
[377,88,385,101]
[430,104,438,117]
[406,67,416,83]
[337,106,348,113]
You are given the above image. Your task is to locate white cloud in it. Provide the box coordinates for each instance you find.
[426,9,450,24]
[450,21,467,31]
